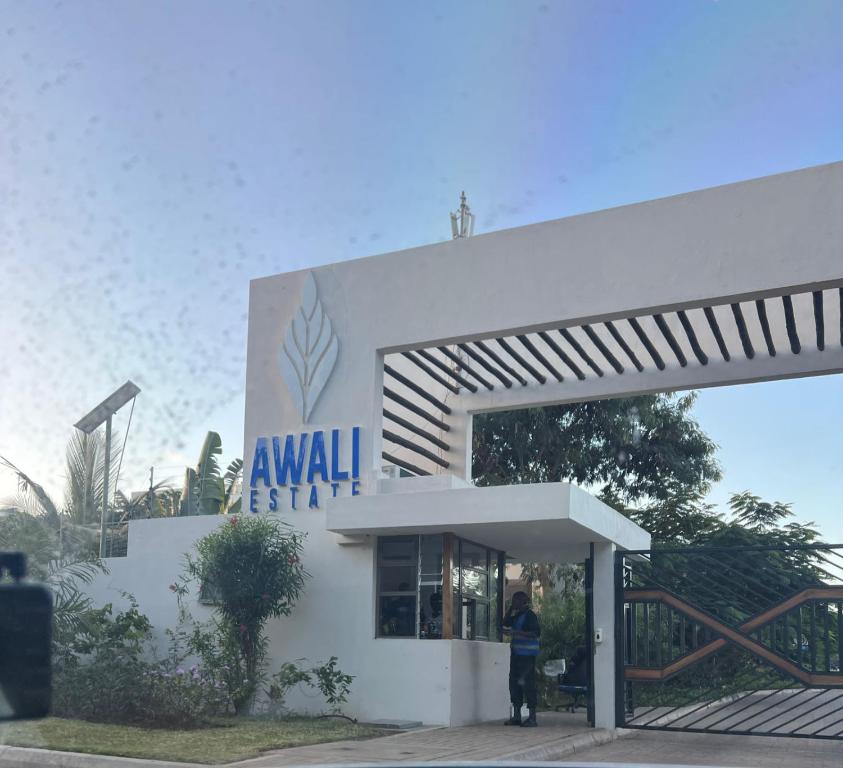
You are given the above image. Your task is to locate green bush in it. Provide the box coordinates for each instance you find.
[52,598,229,728]
[266,657,354,715]
[535,592,586,709]
[165,606,254,716]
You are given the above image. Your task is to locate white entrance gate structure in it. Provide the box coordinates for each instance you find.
[244,161,843,727]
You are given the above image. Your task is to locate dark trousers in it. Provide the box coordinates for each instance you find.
[509,653,537,710]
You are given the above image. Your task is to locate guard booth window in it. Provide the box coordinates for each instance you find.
[377,534,503,640]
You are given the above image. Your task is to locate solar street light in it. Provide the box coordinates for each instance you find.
[74,381,141,557]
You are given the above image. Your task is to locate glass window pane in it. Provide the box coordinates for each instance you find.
[461,567,488,597]
[379,536,417,564]
[419,586,444,639]
[460,596,476,639]
[452,588,461,638]
[379,565,417,593]
[420,534,444,578]
[490,555,500,640]
[379,596,416,637]
[460,541,488,570]
[475,602,490,640]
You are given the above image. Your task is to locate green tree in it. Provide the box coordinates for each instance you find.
[0,436,122,642]
[0,505,102,645]
[474,393,721,589]
[180,432,243,516]
[473,393,721,502]
[183,516,308,712]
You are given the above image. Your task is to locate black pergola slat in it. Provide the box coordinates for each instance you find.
[415,349,478,393]
[383,409,450,451]
[730,303,755,360]
[558,328,603,377]
[604,321,644,372]
[497,337,546,384]
[813,291,825,351]
[382,452,430,477]
[438,346,494,390]
[474,340,528,386]
[703,306,731,362]
[754,300,776,357]
[537,330,584,380]
[383,387,450,431]
[457,343,512,388]
[383,430,450,469]
[582,324,624,374]
[782,295,801,354]
[384,364,452,413]
[402,351,460,394]
[839,288,843,347]
[517,335,564,382]
[627,317,666,370]
[676,310,708,365]
[533,330,583,380]
[653,314,688,367]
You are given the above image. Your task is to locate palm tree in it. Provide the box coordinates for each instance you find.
[62,430,118,526]
[0,457,104,644]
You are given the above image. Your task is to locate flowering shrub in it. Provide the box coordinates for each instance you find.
[165,602,254,716]
[141,664,229,727]
[52,598,229,728]
[181,516,308,713]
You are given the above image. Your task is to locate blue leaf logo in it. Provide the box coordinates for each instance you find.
[279,273,339,422]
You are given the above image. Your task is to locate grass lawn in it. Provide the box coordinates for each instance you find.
[0,716,382,764]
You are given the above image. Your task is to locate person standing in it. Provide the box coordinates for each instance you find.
[502,591,541,727]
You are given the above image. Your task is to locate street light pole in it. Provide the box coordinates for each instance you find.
[74,381,140,559]
[100,415,112,558]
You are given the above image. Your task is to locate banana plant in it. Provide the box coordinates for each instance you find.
[180,432,242,515]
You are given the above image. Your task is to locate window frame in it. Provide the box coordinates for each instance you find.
[376,533,504,641]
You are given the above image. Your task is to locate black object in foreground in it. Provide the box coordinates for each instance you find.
[0,552,52,721]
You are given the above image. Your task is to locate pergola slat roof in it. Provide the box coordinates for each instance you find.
[380,284,843,476]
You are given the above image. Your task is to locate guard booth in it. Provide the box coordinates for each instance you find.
[239,160,843,729]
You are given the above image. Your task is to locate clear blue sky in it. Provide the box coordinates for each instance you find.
[1,1,841,539]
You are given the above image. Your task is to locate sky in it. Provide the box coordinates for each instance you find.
[0,0,841,540]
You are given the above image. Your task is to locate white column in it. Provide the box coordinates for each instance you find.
[592,541,617,730]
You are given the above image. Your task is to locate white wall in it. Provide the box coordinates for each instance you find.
[449,640,510,726]
[86,515,224,648]
[85,513,508,726]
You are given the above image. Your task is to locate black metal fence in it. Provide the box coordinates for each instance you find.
[616,544,843,740]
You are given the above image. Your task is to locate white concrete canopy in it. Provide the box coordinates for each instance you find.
[327,481,649,563]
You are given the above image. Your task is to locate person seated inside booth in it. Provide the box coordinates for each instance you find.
[420,589,443,639]
[380,582,416,636]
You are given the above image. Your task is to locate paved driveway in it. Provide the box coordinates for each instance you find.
[568,729,843,768]
[237,712,605,766]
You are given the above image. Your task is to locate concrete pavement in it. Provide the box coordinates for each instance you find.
[565,728,843,767]
[232,712,610,767]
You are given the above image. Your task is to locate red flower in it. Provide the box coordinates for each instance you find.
[168,584,177,592]
[230,516,238,526]
[287,555,298,565]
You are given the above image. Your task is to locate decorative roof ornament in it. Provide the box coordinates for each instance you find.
[279,272,339,422]
[450,191,475,239]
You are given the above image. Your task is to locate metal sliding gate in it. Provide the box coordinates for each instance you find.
[615,544,843,740]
